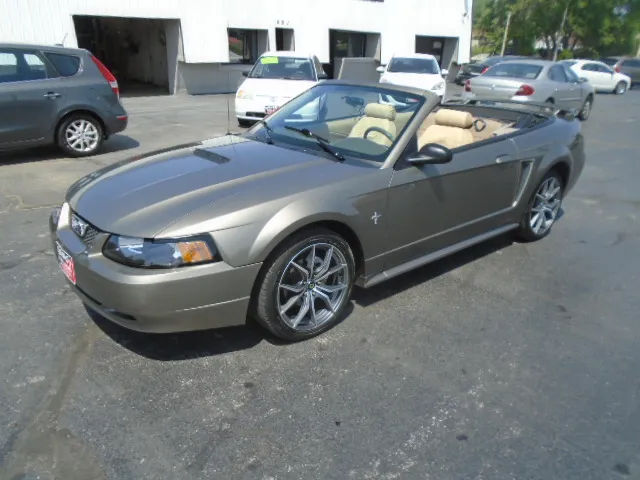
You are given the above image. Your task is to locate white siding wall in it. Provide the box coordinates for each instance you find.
[0,0,472,65]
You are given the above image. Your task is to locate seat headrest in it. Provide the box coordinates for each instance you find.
[365,103,397,121]
[435,109,473,129]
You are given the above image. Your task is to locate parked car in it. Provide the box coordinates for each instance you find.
[376,53,447,102]
[50,80,586,342]
[600,56,640,87]
[235,51,328,127]
[562,59,631,94]
[0,43,128,157]
[463,59,595,121]
[454,55,529,85]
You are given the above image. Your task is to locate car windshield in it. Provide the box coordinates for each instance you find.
[484,63,543,79]
[249,83,425,163]
[387,57,439,74]
[560,60,578,68]
[248,56,315,81]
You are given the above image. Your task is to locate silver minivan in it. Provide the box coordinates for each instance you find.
[0,42,128,157]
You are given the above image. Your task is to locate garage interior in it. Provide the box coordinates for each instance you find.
[415,35,459,68]
[73,15,181,96]
[328,30,381,79]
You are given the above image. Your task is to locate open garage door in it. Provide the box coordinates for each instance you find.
[73,15,180,96]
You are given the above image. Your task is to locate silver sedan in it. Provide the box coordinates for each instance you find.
[463,59,595,121]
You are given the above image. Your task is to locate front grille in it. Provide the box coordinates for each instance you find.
[69,210,103,246]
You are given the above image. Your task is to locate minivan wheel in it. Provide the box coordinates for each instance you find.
[614,81,627,95]
[252,228,355,342]
[57,114,104,157]
[515,171,564,242]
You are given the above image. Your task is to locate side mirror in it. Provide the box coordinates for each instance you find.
[579,77,588,83]
[242,71,249,77]
[318,72,328,80]
[376,66,385,73]
[408,143,453,166]
[441,69,449,77]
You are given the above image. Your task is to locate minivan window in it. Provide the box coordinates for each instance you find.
[46,53,81,77]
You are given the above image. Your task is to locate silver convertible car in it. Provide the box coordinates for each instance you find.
[50,81,585,341]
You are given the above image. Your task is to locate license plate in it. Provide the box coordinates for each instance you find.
[265,105,279,115]
[56,241,76,285]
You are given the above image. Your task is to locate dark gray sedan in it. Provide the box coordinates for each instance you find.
[0,42,128,157]
[463,59,595,121]
[50,81,585,341]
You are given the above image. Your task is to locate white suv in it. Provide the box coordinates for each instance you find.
[377,53,448,101]
[235,51,327,127]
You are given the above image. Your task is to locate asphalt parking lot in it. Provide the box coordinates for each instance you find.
[1,85,639,480]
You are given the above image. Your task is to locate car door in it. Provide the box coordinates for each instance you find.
[0,48,65,146]
[577,63,602,89]
[548,64,581,109]
[383,129,521,269]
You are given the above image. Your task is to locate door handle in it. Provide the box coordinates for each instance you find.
[44,92,61,99]
[496,154,513,164]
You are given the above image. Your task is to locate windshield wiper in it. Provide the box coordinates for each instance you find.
[284,126,345,162]
[256,119,274,144]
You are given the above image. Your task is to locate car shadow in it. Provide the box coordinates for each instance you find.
[88,300,356,359]
[0,134,139,166]
[87,306,267,360]
[352,233,514,308]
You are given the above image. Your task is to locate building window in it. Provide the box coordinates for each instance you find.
[228,29,258,64]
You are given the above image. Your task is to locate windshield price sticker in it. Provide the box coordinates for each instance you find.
[261,57,279,65]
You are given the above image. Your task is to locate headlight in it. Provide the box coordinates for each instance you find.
[236,90,253,100]
[433,82,445,91]
[103,235,220,268]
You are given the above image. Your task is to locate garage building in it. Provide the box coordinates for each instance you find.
[0,0,473,95]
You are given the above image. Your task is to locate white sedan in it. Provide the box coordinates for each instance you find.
[561,59,632,95]
[377,53,448,102]
[235,51,327,127]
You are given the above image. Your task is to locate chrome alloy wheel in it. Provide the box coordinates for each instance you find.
[530,176,562,236]
[65,119,100,153]
[277,243,350,331]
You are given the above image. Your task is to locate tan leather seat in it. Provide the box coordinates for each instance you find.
[418,109,474,150]
[349,104,397,147]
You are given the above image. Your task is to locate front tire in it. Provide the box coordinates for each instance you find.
[515,171,564,242]
[57,114,104,157]
[252,228,355,342]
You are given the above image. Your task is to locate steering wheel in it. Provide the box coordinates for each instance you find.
[363,126,394,143]
[473,118,487,132]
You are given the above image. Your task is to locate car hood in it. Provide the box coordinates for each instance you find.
[382,72,444,90]
[66,135,363,239]
[238,78,316,100]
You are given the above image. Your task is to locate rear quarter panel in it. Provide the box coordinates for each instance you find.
[52,54,126,136]
[511,115,584,211]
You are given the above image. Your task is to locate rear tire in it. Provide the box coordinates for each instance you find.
[578,96,592,121]
[251,228,355,342]
[57,113,104,157]
[515,171,564,242]
[614,81,627,95]
[238,118,253,128]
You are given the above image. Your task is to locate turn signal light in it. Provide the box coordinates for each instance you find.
[464,80,472,92]
[481,67,489,74]
[515,84,535,96]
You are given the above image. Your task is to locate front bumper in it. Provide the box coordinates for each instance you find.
[49,204,262,333]
[235,96,318,121]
